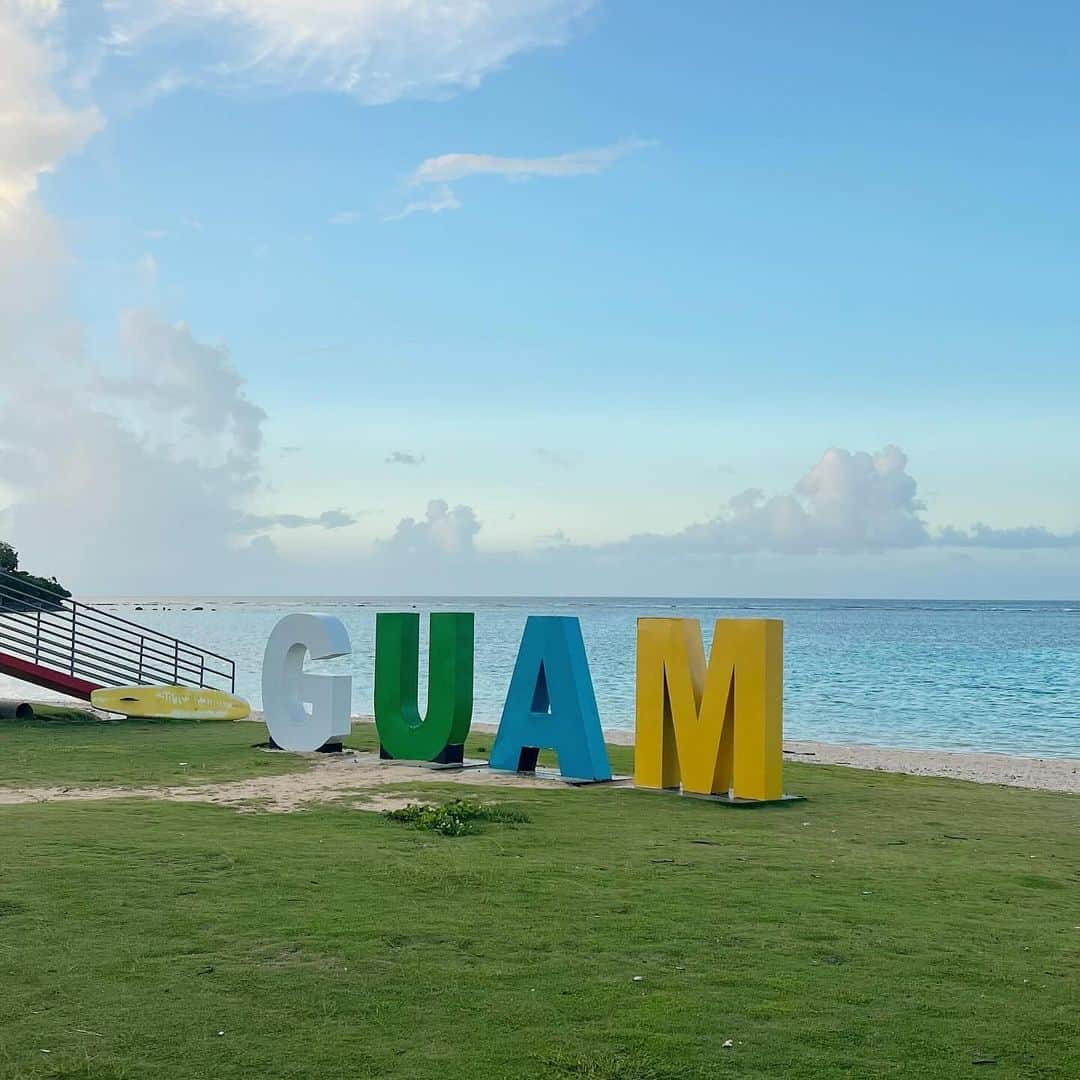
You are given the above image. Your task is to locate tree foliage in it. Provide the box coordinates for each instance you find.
[0,541,72,605]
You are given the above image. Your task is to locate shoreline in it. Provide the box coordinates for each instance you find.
[466,721,1080,794]
[5,700,1077,795]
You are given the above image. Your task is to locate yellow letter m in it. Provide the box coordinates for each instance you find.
[635,618,783,801]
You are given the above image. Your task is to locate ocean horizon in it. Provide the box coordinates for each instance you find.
[6,595,1072,761]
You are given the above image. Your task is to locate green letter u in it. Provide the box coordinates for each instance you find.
[374,612,474,762]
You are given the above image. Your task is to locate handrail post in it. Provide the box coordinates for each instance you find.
[0,574,239,698]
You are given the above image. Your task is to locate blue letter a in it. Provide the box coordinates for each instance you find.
[490,616,611,782]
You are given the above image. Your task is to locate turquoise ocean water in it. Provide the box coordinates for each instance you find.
[6,597,1078,758]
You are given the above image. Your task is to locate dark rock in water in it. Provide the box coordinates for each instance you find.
[192,606,204,611]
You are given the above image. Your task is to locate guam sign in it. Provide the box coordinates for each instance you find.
[262,612,790,803]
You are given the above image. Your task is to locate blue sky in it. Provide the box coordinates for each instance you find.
[1,1,1079,595]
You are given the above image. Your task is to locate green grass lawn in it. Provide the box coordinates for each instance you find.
[0,711,306,788]
[0,716,1077,1078]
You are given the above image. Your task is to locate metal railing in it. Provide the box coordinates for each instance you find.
[0,572,235,693]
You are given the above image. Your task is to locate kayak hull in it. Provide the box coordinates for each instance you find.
[91,685,251,721]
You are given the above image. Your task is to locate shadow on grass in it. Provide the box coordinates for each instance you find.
[0,704,224,728]
[0,703,110,725]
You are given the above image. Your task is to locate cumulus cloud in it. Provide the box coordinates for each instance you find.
[102,0,598,105]
[659,446,1080,556]
[0,386,271,592]
[385,451,425,466]
[100,309,267,454]
[627,447,931,556]
[0,309,354,591]
[615,447,1080,561]
[0,0,607,593]
[1,5,101,394]
[390,138,650,219]
[4,6,1075,599]
[0,3,102,206]
[380,499,480,558]
[359,448,1080,594]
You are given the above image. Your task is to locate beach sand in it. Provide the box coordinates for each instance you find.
[0,749,569,812]
[780,740,1080,793]
[469,722,1080,795]
[2,713,1076,812]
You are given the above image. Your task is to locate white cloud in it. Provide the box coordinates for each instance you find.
[0,3,102,206]
[410,138,652,186]
[0,0,605,593]
[388,138,651,219]
[103,0,598,104]
[383,184,461,222]
[380,499,480,558]
[639,446,1080,557]
[4,6,1076,600]
[0,309,355,591]
[668,445,931,555]
[102,309,267,454]
[0,199,83,388]
[351,447,1080,594]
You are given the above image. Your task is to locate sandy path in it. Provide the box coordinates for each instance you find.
[0,752,577,812]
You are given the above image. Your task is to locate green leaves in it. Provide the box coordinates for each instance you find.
[382,799,530,837]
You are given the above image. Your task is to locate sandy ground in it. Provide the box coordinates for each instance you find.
[469,722,1080,795]
[0,750,576,812]
[1,711,1076,812]
[780,740,1080,793]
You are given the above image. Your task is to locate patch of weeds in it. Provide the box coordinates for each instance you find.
[0,897,27,917]
[383,798,530,837]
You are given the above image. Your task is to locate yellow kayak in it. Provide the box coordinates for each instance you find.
[91,684,251,721]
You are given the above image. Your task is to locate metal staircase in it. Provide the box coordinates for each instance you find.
[0,572,236,701]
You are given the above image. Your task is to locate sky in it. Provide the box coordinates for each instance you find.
[1,0,1078,597]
